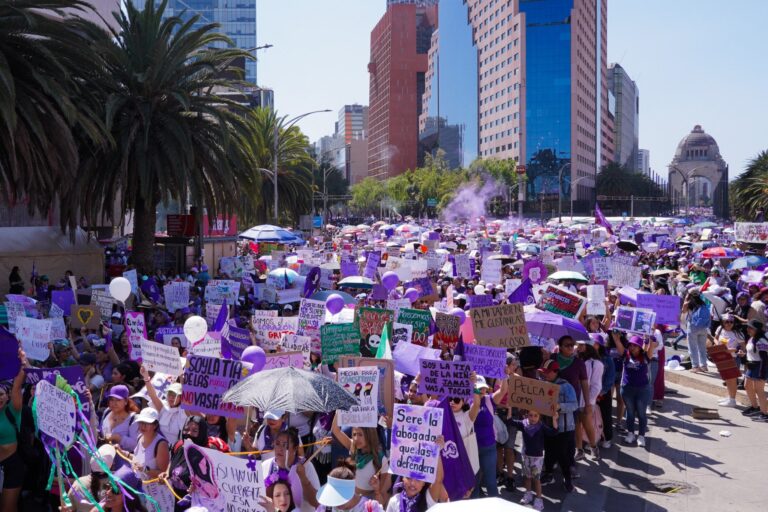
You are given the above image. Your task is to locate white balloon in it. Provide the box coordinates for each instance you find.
[183,316,208,343]
[109,277,132,302]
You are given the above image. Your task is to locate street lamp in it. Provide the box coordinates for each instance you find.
[557,162,571,224]
[273,109,332,221]
[570,176,591,221]
[669,165,706,217]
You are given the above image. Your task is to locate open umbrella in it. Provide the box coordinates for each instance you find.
[617,240,639,252]
[337,276,374,289]
[222,367,358,413]
[309,290,357,304]
[524,310,589,341]
[267,268,298,286]
[548,270,588,282]
[728,255,768,270]
[693,221,719,229]
[239,224,303,244]
[488,254,516,264]
[700,247,743,259]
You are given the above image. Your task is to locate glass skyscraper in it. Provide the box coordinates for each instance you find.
[155,0,258,84]
[419,0,478,169]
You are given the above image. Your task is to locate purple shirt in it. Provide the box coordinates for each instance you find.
[554,355,587,403]
[621,354,649,388]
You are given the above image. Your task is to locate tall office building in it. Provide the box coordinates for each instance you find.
[368,1,437,179]
[636,149,650,176]
[149,0,258,84]
[608,63,639,170]
[316,105,370,185]
[338,105,369,144]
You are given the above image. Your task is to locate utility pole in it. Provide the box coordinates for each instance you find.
[517,165,526,228]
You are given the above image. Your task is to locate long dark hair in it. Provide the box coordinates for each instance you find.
[578,343,600,361]
[266,479,296,512]
[393,477,430,512]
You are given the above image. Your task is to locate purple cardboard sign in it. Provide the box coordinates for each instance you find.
[225,325,251,360]
[303,266,321,298]
[468,294,494,309]
[0,328,21,380]
[181,356,245,418]
[636,294,681,326]
[340,261,359,278]
[418,359,472,400]
[522,260,548,284]
[155,326,187,347]
[403,278,435,299]
[363,251,382,280]
[464,344,507,379]
[391,404,444,483]
[25,366,90,419]
[51,291,76,316]
[370,283,389,300]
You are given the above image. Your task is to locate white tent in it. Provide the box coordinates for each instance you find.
[0,227,104,296]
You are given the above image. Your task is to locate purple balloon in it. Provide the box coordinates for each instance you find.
[326,293,345,315]
[242,346,266,373]
[382,271,400,291]
[404,288,420,303]
[449,307,466,325]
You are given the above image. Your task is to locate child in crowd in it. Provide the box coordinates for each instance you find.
[510,409,558,511]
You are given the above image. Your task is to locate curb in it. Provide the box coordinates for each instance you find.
[664,368,752,407]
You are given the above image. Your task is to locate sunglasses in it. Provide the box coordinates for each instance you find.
[450,398,463,404]
[562,343,575,348]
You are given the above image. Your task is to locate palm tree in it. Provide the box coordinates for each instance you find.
[0,0,106,228]
[77,0,260,271]
[730,150,768,220]
[244,107,314,224]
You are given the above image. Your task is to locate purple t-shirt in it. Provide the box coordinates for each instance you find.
[554,355,587,404]
[621,354,649,388]
[474,396,496,448]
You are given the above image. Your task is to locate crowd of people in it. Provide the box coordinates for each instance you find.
[1,215,767,512]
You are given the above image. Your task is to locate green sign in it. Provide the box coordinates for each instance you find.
[396,308,432,345]
[320,323,361,364]
[427,198,438,207]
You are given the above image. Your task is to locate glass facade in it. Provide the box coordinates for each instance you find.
[157,0,258,84]
[520,0,572,198]
[419,0,478,169]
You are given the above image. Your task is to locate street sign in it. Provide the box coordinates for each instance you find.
[426,198,437,207]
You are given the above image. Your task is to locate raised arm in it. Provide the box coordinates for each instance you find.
[139,365,164,412]
[330,413,351,450]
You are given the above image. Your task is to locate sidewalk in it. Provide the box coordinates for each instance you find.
[499,386,767,511]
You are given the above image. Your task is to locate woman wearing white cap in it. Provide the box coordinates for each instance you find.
[131,407,170,481]
[315,466,384,512]
[63,444,117,512]
[140,365,188,445]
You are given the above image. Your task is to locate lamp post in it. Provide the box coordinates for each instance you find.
[557,162,572,224]
[273,109,331,222]
[570,176,591,221]
[517,164,526,228]
[669,165,706,217]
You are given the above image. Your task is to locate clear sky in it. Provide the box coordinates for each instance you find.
[257,0,768,180]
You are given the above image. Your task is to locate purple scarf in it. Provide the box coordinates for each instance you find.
[523,418,544,437]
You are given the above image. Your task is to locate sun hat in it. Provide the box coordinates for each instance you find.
[89,444,116,472]
[628,335,644,347]
[107,385,129,401]
[135,407,159,424]
[264,409,286,421]
[475,375,490,390]
[746,319,764,331]
[664,359,685,371]
[589,333,606,346]
[316,476,356,507]
[111,312,122,320]
[167,383,183,395]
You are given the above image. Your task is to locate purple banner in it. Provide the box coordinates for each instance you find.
[181,355,245,418]
[464,344,507,379]
[636,294,681,326]
[25,366,90,418]
[418,359,472,400]
[435,397,475,501]
[468,294,494,309]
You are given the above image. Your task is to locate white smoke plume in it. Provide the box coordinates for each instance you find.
[441,176,506,223]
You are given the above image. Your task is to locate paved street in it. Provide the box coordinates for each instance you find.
[500,385,767,511]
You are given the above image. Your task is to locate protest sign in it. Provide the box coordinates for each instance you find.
[393,340,441,377]
[205,303,223,327]
[140,339,182,376]
[0,329,20,380]
[183,440,265,512]
[508,376,560,415]
[320,323,361,364]
[536,285,585,319]
[189,332,221,358]
[480,258,502,284]
[357,307,394,357]
[614,306,656,335]
[90,289,115,318]
[396,308,431,346]
[123,269,139,296]
[707,344,741,381]
[144,481,175,512]
[48,302,64,319]
[182,355,245,417]
[522,260,548,284]
[35,379,76,448]
[279,334,311,369]
[468,294,494,309]
[392,323,413,349]
[319,268,334,289]
[340,260,359,278]
[384,257,413,282]
[591,257,613,281]
[70,304,100,329]
[156,326,187,347]
[26,366,89,419]
[454,254,471,278]
[252,309,279,319]
[51,291,76,318]
[225,325,251,360]
[610,262,642,288]
[337,367,380,427]
[402,278,438,302]
[586,285,606,316]
[464,344,507,379]
[49,317,66,340]
[4,301,26,333]
[391,404,444,483]
[205,280,240,305]
[433,312,460,349]
[263,351,304,371]
[471,303,529,348]
[164,282,190,313]
[387,298,411,319]
[124,311,147,361]
[418,359,472,400]
[296,298,326,352]
[636,294,681,326]
[16,316,51,361]
[735,222,768,243]
[338,357,395,417]
[409,259,428,280]
[251,316,298,351]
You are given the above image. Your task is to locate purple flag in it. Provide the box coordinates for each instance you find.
[213,300,230,355]
[436,397,475,500]
[141,276,162,302]
[594,203,613,235]
[303,266,321,298]
[0,328,21,380]
[452,334,465,361]
[508,278,535,305]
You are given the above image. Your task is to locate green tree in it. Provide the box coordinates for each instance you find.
[0,0,106,229]
[349,177,385,216]
[730,150,768,220]
[78,0,259,271]
[245,107,314,224]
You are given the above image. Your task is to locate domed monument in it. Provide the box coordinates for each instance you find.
[668,125,729,218]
